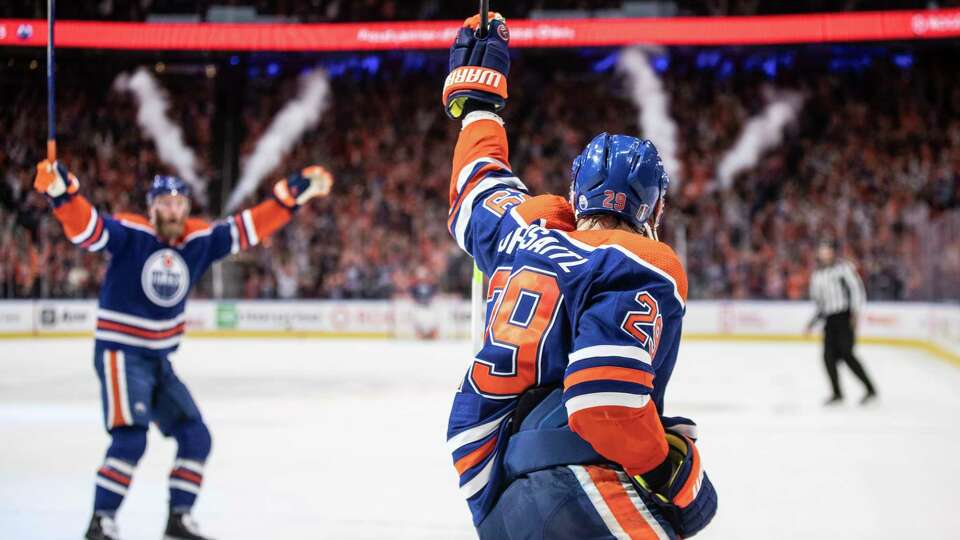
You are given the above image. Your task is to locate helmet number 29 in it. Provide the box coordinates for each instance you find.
[602,190,627,212]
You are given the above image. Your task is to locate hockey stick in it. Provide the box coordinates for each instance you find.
[470,0,491,354]
[46,0,56,161]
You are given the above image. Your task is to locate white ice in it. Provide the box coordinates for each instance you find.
[1,338,958,539]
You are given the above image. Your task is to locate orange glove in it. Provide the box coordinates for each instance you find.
[34,160,80,198]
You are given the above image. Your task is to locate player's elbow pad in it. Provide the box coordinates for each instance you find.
[566,401,669,475]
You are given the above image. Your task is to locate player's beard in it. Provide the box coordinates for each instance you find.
[155,215,186,241]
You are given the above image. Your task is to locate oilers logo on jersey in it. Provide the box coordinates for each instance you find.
[142,249,190,307]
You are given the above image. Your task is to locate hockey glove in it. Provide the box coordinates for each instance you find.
[442,12,510,120]
[34,160,80,205]
[632,428,718,538]
[273,165,334,210]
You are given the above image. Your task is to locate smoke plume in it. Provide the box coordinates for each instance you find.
[113,68,206,203]
[225,69,331,212]
[618,47,680,183]
[717,90,804,190]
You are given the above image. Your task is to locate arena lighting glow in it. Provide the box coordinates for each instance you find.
[1,9,960,51]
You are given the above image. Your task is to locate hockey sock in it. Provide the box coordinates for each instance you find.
[94,426,147,515]
[169,419,212,512]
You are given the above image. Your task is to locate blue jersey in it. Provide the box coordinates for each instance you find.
[446,112,689,525]
[51,192,292,356]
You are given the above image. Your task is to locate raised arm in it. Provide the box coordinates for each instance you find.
[199,166,333,262]
[34,160,129,254]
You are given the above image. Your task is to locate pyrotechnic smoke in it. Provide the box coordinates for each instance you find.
[113,68,206,203]
[618,47,680,183]
[225,69,331,212]
[717,90,804,190]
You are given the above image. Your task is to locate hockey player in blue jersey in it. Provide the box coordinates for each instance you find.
[442,13,717,539]
[33,161,333,540]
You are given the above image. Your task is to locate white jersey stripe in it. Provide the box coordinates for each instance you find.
[183,227,213,244]
[97,309,185,331]
[453,176,527,251]
[105,458,135,476]
[455,157,511,193]
[95,331,183,350]
[229,220,240,254]
[241,209,259,246]
[70,208,99,244]
[115,351,133,425]
[103,350,117,428]
[446,409,512,454]
[565,392,650,415]
[569,345,652,366]
[169,479,201,494]
[459,452,497,500]
[615,469,671,540]
[95,477,128,496]
[88,230,110,252]
[569,465,629,539]
[119,219,156,236]
[174,459,205,475]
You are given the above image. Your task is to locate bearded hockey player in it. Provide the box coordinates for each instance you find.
[33,161,332,540]
[442,13,717,539]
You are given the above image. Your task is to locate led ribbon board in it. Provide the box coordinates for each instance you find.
[1,9,959,51]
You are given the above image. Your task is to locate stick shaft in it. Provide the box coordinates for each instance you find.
[47,0,56,160]
[478,0,489,38]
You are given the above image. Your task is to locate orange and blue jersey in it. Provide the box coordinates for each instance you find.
[49,190,293,356]
[446,111,689,525]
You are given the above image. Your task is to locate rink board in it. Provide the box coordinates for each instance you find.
[1,299,957,365]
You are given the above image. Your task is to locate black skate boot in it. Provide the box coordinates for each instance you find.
[164,512,213,540]
[85,513,120,540]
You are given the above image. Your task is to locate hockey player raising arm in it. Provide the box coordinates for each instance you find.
[34,160,332,540]
[442,13,717,539]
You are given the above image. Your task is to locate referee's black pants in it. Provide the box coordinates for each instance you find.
[823,311,876,398]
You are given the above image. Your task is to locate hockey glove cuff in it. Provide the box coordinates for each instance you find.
[273,165,333,210]
[443,12,510,120]
[632,428,718,537]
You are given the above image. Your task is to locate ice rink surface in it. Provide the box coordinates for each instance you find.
[1,337,959,540]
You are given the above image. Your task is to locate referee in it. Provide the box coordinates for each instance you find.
[806,240,877,405]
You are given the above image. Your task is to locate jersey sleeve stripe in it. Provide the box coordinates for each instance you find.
[564,366,654,390]
[233,214,249,250]
[241,209,259,246]
[565,392,651,415]
[564,380,652,402]
[454,435,499,475]
[569,345,652,366]
[456,157,511,193]
[459,451,498,500]
[78,217,105,249]
[69,207,100,244]
[446,409,512,453]
[450,177,526,252]
[229,220,240,254]
[87,229,110,252]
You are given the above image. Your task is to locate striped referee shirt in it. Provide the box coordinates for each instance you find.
[809,260,866,317]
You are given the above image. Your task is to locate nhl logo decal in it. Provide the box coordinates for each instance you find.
[141,249,189,307]
[578,195,588,210]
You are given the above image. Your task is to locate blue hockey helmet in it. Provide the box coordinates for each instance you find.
[570,133,669,234]
[147,175,191,205]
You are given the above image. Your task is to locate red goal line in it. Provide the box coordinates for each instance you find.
[1,9,959,51]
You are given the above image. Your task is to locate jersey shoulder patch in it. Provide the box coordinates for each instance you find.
[567,229,688,302]
[515,195,575,231]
